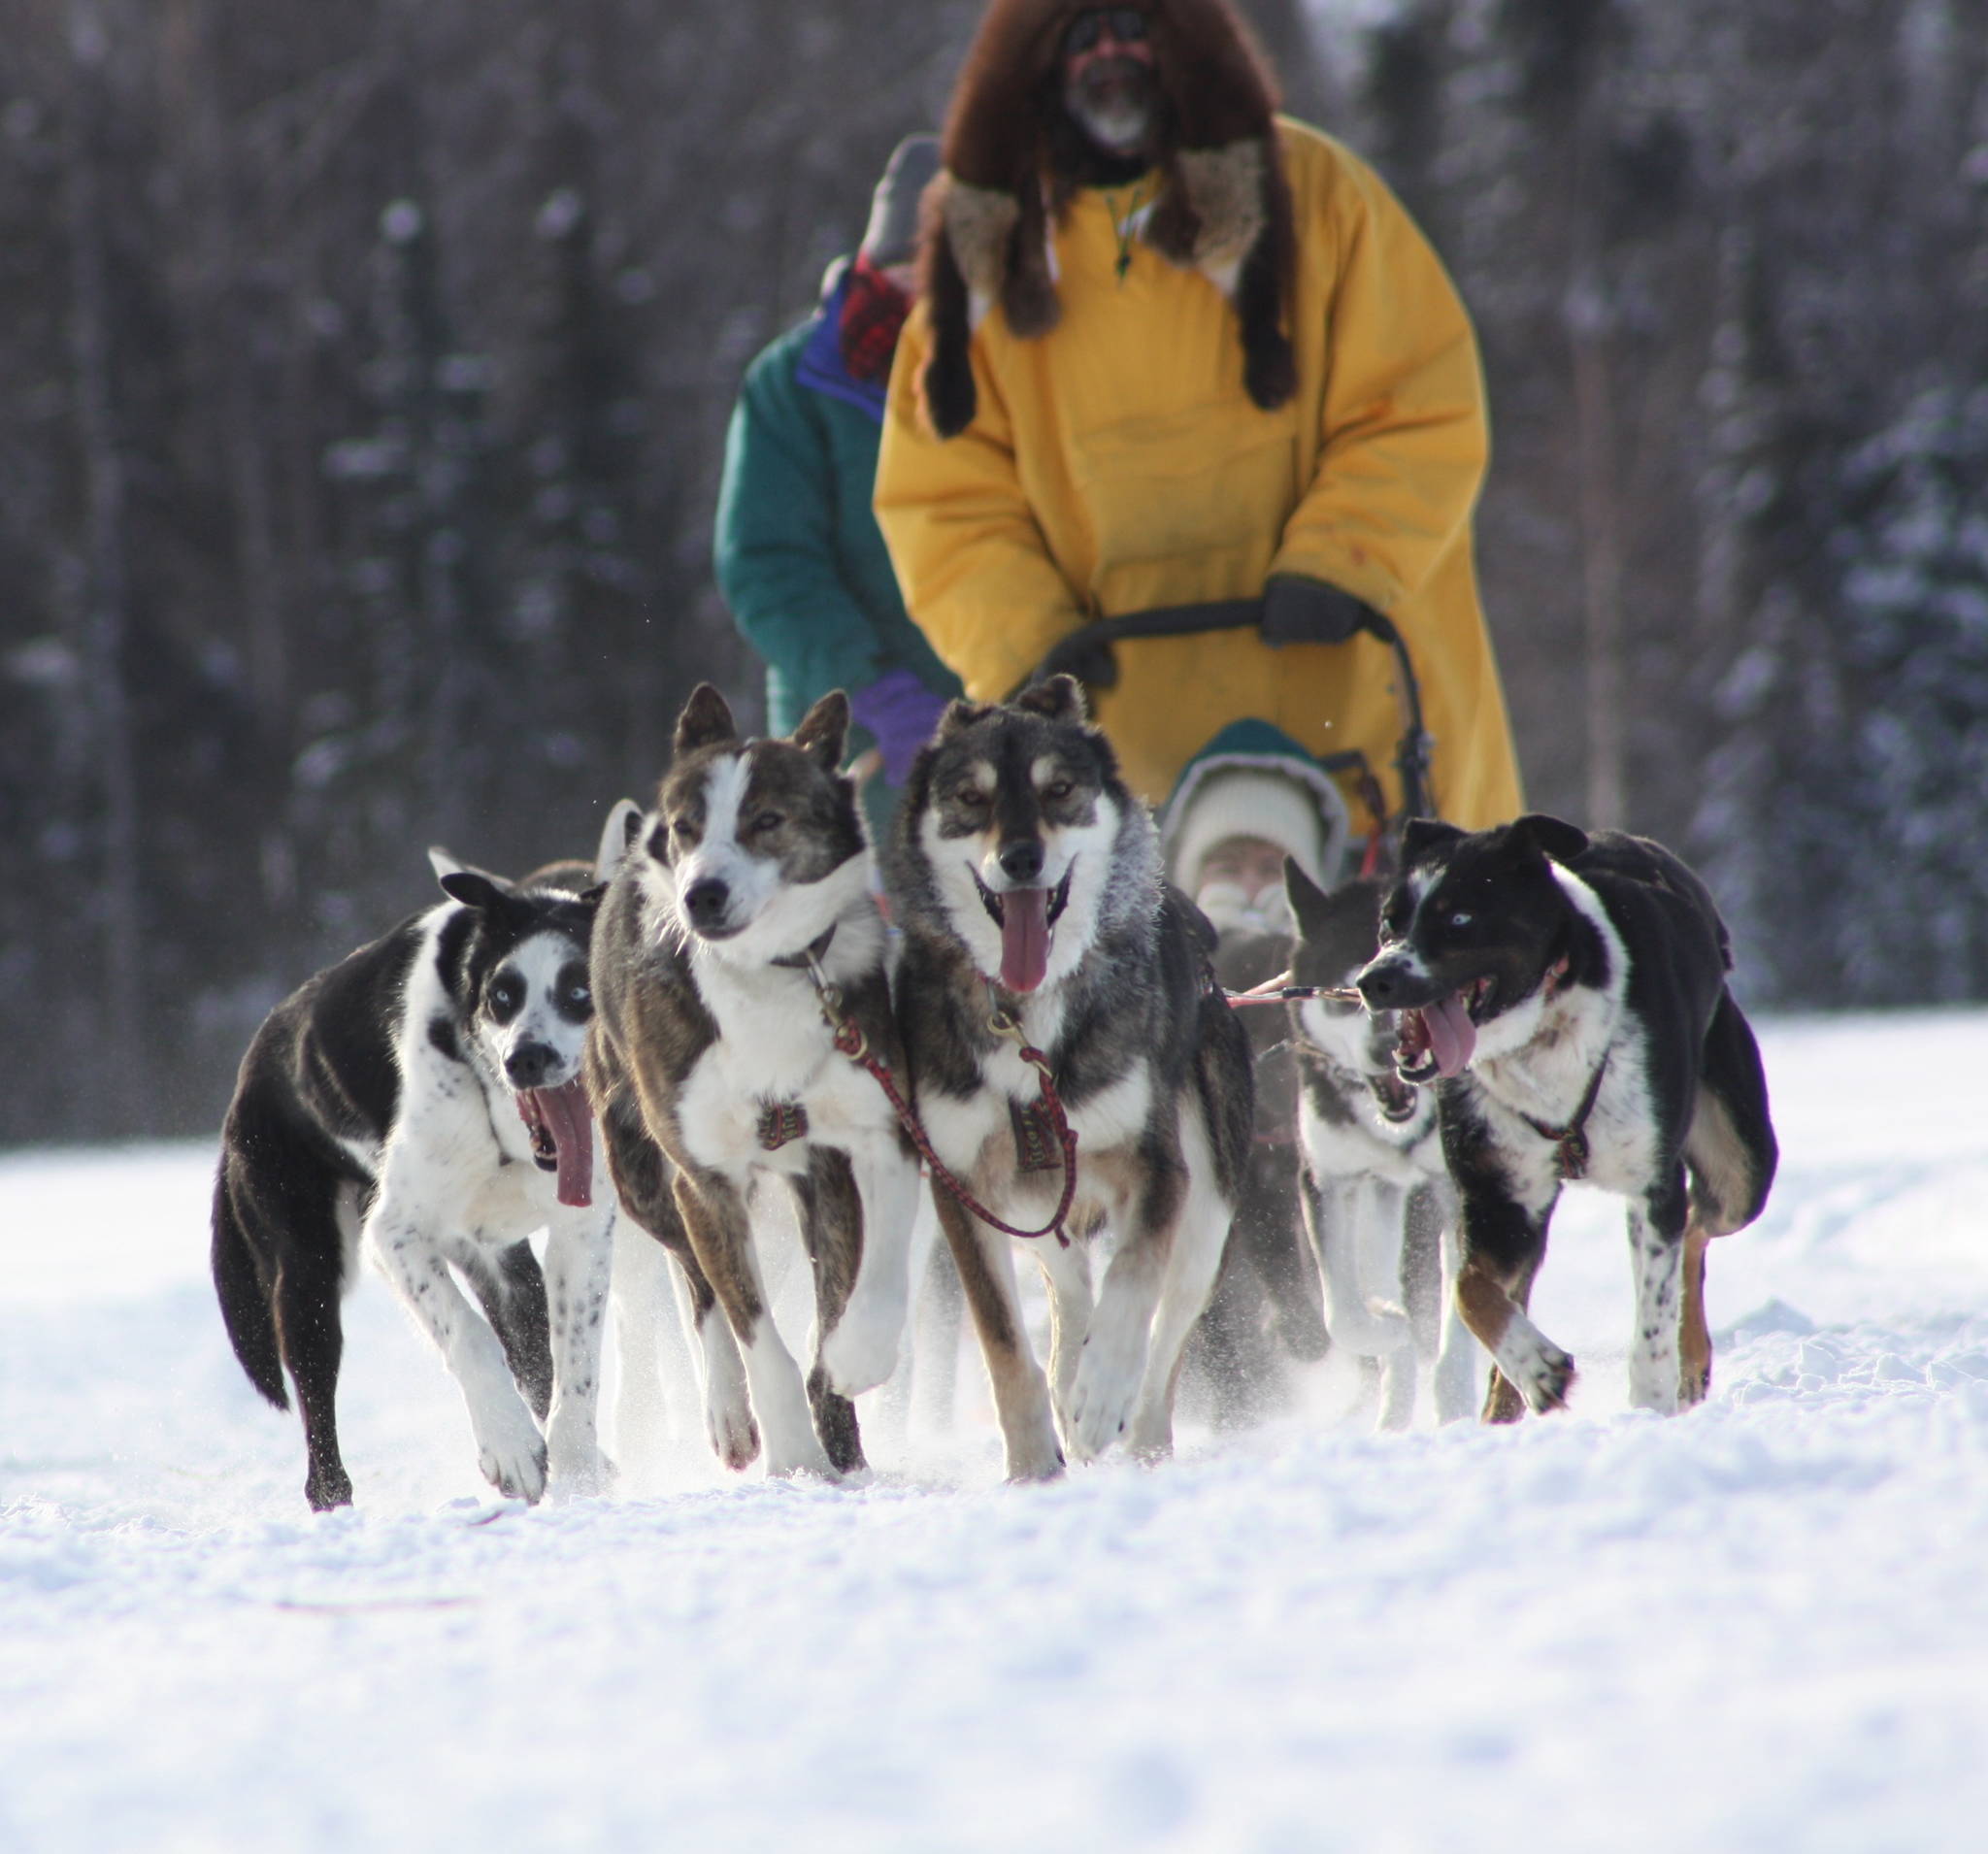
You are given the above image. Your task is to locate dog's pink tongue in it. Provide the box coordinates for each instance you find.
[1000,887,1052,993]
[530,1079,595,1207]
[1420,994,1477,1078]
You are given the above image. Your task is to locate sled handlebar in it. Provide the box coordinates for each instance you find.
[1017,598,1434,828]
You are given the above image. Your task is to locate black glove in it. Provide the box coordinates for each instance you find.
[1034,631,1120,693]
[1259,576,1385,647]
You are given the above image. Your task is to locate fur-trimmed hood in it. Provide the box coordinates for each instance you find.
[917,0,1297,438]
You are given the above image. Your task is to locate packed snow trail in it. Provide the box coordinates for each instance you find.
[5,1010,1988,1853]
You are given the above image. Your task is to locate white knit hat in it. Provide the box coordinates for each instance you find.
[861,135,942,269]
[1165,764,1347,895]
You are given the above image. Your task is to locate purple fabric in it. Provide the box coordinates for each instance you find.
[850,669,951,786]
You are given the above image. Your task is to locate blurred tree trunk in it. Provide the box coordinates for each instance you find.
[61,1,149,1127]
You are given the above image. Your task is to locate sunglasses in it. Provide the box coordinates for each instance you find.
[1063,9,1151,56]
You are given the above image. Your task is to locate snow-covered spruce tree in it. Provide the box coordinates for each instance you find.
[1828,386,1988,1003]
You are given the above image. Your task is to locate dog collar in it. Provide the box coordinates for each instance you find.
[770,925,838,971]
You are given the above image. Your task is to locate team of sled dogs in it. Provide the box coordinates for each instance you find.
[213,676,1779,1508]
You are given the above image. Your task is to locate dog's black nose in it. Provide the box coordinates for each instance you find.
[507,1041,559,1089]
[1356,956,1407,1010]
[998,839,1044,885]
[682,877,730,931]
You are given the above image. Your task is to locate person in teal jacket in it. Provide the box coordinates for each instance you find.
[714,135,963,838]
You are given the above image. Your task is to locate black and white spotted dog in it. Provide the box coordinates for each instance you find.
[586,685,921,1480]
[1355,815,1778,1420]
[1284,865,1475,1429]
[887,677,1255,1478]
[212,815,632,1508]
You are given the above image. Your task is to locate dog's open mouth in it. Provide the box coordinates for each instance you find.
[974,864,1075,994]
[1369,1070,1423,1122]
[1394,977,1494,1084]
[515,1078,594,1208]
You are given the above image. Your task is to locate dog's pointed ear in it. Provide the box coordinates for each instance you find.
[1401,816,1465,866]
[593,798,644,884]
[936,697,990,740]
[1509,812,1589,867]
[427,844,466,881]
[1013,674,1086,724]
[791,689,851,771]
[674,683,738,759]
[1283,854,1335,941]
[439,869,515,912]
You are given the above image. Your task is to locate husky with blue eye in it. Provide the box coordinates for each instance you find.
[885,676,1255,1479]
[585,684,921,1480]
[212,813,631,1510]
[1356,815,1778,1421]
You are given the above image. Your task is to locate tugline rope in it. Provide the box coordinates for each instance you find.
[1222,973,1365,1010]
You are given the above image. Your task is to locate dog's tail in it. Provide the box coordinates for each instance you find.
[1685,988,1778,1238]
[211,1165,289,1409]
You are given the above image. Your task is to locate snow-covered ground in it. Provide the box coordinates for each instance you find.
[7,1009,1988,1853]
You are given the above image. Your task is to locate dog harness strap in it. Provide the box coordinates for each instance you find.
[757,1101,810,1150]
[1010,1097,1062,1172]
[1523,1051,1610,1181]
[801,957,1078,1244]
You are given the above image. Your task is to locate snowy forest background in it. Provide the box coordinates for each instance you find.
[3,0,1985,1144]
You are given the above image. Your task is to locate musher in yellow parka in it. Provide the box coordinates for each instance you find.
[874,0,1524,856]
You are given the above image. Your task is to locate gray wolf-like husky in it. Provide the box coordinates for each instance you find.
[886,677,1254,1478]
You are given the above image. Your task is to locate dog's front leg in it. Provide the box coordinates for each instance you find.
[368,1193,548,1501]
[1452,1191,1574,1422]
[1362,1179,1419,1432]
[1679,1222,1714,1407]
[1626,1170,1692,1414]
[675,1167,832,1478]
[934,1190,1061,1480]
[1037,1232,1094,1416]
[539,1197,614,1496]
[1067,1159,1186,1462]
[1303,1172,1413,1360]
[818,1140,922,1402]
[1429,1217,1481,1425]
[595,1096,757,1471]
[1127,1128,1238,1459]
[786,1149,869,1477]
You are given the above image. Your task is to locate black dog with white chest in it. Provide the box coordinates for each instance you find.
[1356,814,1777,1421]
[212,859,616,1509]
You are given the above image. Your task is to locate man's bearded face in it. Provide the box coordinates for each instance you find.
[1061,14,1158,157]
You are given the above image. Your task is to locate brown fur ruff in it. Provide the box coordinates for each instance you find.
[917,0,1297,438]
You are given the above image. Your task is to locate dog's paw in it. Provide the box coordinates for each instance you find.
[1064,1342,1143,1464]
[819,1305,903,1401]
[545,1406,614,1497]
[478,1426,549,1505]
[1678,1351,1712,1408]
[1005,1439,1066,1483]
[762,1432,837,1479]
[1519,1343,1577,1414]
[547,1440,617,1501]
[1326,1298,1415,1361]
[706,1394,761,1473]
